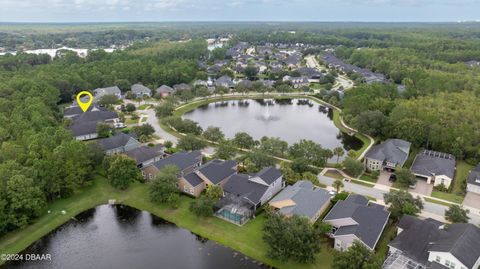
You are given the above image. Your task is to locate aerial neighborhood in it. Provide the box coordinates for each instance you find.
[3,23,480,269]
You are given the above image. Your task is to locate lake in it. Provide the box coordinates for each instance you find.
[5,205,264,269]
[183,98,362,159]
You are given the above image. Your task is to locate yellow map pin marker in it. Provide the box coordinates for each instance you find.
[76,91,93,113]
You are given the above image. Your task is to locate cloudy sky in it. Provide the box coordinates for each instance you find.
[0,0,479,22]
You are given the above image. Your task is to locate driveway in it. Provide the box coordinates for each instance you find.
[463,192,480,210]
[377,171,393,187]
[410,180,433,196]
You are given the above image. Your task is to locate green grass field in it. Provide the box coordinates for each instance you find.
[0,176,334,269]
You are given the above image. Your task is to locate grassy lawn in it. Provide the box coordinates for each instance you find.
[453,161,474,195]
[125,117,138,125]
[351,179,375,188]
[424,197,452,207]
[0,177,334,269]
[330,110,371,158]
[138,104,151,110]
[359,172,379,183]
[431,191,464,204]
[324,170,344,180]
[374,221,397,264]
[404,147,419,169]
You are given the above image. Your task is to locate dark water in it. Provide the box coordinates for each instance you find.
[5,205,265,269]
[183,98,362,160]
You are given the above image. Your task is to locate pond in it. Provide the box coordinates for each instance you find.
[5,205,264,269]
[182,98,363,160]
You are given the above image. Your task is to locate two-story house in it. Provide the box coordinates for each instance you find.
[141,151,202,180]
[364,139,411,172]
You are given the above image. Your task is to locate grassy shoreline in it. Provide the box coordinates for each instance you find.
[0,177,334,269]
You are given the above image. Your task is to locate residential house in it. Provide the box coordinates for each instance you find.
[155,85,174,98]
[93,86,122,100]
[96,132,141,154]
[411,150,456,188]
[193,80,208,88]
[255,62,268,74]
[215,75,235,89]
[296,67,323,80]
[282,75,309,88]
[383,215,480,269]
[323,194,390,251]
[269,180,331,223]
[465,60,480,68]
[63,102,100,119]
[364,139,411,172]
[131,84,152,98]
[69,110,119,141]
[178,159,237,197]
[142,151,202,180]
[466,164,480,194]
[215,166,284,225]
[124,144,166,168]
[173,83,192,92]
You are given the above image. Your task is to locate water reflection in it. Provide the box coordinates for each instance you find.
[6,205,265,269]
[183,98,362,161]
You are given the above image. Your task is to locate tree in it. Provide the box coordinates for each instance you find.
[155,102,175,117]
[6,175,46,228]
[189,196,215,217]
[280,162,302,185]
[263,213,321,263]
[164,141,173,149]
[288,139,332,167]
[333,147,345,164]
[203,126,225,142]
[303,172,318,186]
[244,149,276,173]
[177,134,207,151]
[395,167,416,188]
[332,241,379,269]
[125,103,136,113]
[149,165,180,205]
[214,140,237,160]
[445,204,470,223]
[98,94,118,106]
[333,179,344,192]
[259,137,289,157]
[132,123,155,137]
[96,122,111,138]
[107,155,142,190]
[353,110,388,137]
[205,185,223,201]
[233,132,256,149]
[342,157,363,177]
[383,190,424,220]
[244,65,258,80]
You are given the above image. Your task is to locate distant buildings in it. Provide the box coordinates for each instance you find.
[93,86,122,100]
[282,75,309,88]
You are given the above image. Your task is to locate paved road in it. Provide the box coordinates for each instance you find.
[318,174,480,225]
[305,54,354,91]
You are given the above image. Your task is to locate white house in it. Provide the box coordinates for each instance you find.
[410,150,456,188]
[466,164,480,194]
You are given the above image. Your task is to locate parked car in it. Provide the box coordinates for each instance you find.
[389,174,397,182]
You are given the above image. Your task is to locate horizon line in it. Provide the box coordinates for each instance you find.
[1,20,479,24]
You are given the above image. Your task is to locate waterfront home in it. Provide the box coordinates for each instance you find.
[383,215,480,269]
[131,84,152,98]
[124,144,166,168]
[323,194,390,252]
[466,164,480,194]
[93,86,122,100]
[215,75,235,89]
[215,167,284,225]
[142,151,202,180]
[69,110,120,141]
[173,83,192,92]
[410,150,456,188]
[296,67,323,80]
[96,132,141,154]
[179,159,237,197]
[193,79,208,88]
[282,75,309,88]
[269,180,331,223]
[364,139,411,172]
[155,85,174,98]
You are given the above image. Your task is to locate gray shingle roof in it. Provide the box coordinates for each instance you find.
[269,180,331,220]
[155,85,174,93]
[69,121,98,136]
[72,110,118,124]
[197,159,237,185]
[411,150,456,180]
[255,166,282,185]
[94,86,121,97]
[131,84,152,95]
[365,139,411,167]
[152,151,202,172]
[324,194,390,249]
[172,83,192,91]
[183,172,204,187]
[390,216,480,268]
[125,144,165,164]
[467,164,480,187]
[223,174,269,205]
[96,133,138,151]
